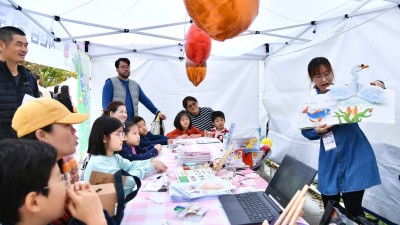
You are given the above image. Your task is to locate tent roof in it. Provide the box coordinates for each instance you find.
[0,0,397,60]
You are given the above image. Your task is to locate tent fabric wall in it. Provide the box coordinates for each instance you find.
[263,7,400,224]
[91,58,263,138]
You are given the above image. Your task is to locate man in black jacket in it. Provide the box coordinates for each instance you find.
[0,26,39,140]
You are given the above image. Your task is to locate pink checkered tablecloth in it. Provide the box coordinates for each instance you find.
[120,140,309,225]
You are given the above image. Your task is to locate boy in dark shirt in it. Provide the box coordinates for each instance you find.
[131,116,173,147]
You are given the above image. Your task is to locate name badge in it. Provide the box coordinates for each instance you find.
[322,131,336,151]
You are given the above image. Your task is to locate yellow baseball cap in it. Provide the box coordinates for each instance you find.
[12,98,89,138]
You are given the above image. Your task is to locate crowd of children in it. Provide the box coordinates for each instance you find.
[0,96,228,225]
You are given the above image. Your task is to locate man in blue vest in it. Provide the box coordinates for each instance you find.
[0,26,39,140]
[102,58,166,121]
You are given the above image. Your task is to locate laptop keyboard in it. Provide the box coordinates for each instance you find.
[236,193,276,222]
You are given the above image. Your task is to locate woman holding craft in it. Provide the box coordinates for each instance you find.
[301,57,383,222]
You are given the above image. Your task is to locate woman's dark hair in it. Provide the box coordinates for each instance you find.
[0,140,57,224]
[88,116,123,155]
[59,85,70,100]
[173,110,192,131]
[53,85,59,94]
[307,57,334,80]
[131,116,145,124]
[211,111,225,122]
[19,124,53,140]
[103,101,125,116]
[182,96,197,109]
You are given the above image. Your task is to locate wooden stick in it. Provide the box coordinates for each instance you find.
[281,185,309,225]
[289,196,306,225]
[274,191,300,225]
[215,141,235,175]
[275,185,309,225]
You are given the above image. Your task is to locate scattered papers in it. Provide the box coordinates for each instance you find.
[142,181,164,192]
[176,150,211,166]
[173,137,221,145]
[175,168,215,183]
[22,94,35,104]
[170,179,236,200]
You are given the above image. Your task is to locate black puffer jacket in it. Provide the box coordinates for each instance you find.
[0,61,39,123]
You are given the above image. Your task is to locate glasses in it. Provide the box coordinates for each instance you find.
[43,173,71,190]
[112,131,125,139]
[313,72,332,81]
[186,102,197,109]
[118,66,130,69]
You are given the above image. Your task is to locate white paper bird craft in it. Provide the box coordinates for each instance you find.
[327,64,385,104]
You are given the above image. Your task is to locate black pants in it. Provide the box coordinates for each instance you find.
[321,190,365,217]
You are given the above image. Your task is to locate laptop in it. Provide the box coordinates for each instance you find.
[219,154,317,225]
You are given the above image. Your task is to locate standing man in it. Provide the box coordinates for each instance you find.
[102,58,166,121]
[0,26,39,140]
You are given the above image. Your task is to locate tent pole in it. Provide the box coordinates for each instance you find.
[88,42,183,59]
[260,33,310,42]
[90,50,180,60]
[244,4,394,35]
[6,0,55,39]
[128,31,184,42]
[91,43,180,51]
[128,21,191,31]
[57,20,72,38]
[270,25,313,56]
[61,31,123,41]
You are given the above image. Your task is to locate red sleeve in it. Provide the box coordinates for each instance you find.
[191,126,204,136]
[166,129,181,138]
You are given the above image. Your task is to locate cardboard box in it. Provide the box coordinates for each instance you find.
[92,183,116,216]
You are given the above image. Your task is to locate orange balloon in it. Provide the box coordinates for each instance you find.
[185,24,212,65]
[186,59,207,86]
[183,0,260,41]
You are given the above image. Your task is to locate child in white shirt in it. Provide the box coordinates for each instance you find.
[209,111,229,142]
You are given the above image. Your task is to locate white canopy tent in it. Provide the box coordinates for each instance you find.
[1,0,399,223]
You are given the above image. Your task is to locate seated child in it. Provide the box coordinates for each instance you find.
[0,139,107,225]
[119,121,163,161]
[166,110,204,139]
[83,116,167,196]
[131,116,173,147]
[209,111,229,142]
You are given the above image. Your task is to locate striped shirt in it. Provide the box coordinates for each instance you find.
[188,107,214,131]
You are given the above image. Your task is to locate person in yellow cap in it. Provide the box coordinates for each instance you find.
[12,97,92,225]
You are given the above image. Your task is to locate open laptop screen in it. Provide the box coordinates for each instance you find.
[265,155,317,209]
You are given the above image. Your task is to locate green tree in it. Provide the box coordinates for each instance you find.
[22,61,77,87]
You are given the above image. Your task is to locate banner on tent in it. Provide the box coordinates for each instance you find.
[0,9,75,71]
[75,49,91,159]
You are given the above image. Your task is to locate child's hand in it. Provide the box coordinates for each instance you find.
[155,144,162,154]
[178,134,189,139]
[167,139,173,144]
[315,124,332,135]
[67,188,107,225]
[189,134,202,138]
[206,132,215,138]
[71,181,92,192]
[151,159,168,172]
